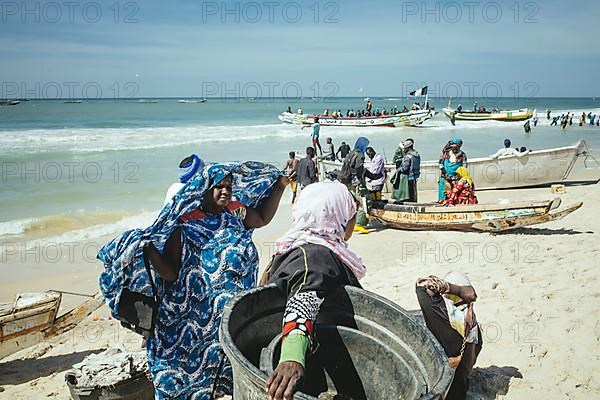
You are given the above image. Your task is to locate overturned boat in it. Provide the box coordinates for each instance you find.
[368,198,582,232]
[278,109,436,127]
[319,140,600,191]
[442,107,534,122]
[0,291,103,359]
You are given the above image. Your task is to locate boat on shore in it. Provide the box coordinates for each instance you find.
[442,107,534,122]
[368,198,582,232]
[0,291,103,359]
[278,109,437,127]
[319,140,600,191]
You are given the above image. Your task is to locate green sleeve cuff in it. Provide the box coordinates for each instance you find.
[279,334,310,367]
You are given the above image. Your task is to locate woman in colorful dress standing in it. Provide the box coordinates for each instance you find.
[98,161,287,399]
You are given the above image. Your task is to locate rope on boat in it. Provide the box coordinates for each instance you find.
[49,290,96,298]
[575,140,600,170]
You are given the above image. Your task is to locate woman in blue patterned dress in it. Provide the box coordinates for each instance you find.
[98,162,287,399]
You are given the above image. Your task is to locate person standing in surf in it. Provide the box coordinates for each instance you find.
[303,117,322,156]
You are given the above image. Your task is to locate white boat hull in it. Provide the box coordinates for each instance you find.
[319,140,600,191]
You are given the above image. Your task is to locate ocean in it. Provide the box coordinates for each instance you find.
[1,97,600,247]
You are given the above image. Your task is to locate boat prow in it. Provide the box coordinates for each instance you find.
[0,292,104,359]
[278,111,307,124]
[471,201,583,232]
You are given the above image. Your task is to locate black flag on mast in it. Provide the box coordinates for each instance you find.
[409,86,428,96]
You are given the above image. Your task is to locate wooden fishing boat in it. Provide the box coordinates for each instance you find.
[278,109,436,127]
[442,107,534,122]
[0,291,103,359]
[368,198,583,232]
[319,140,600,191]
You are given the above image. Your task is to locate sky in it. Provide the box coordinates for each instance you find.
[0,0,599,98]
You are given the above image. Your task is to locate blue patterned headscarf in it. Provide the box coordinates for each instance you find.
[98,161,281,399]
[99,161,280,302]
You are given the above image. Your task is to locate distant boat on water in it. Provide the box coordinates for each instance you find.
[64,100,82,104]
[442,100,534,122]
[443,106,535,122]
[138,99,159,104]
[178,99,207,103]
[0,100,20,106]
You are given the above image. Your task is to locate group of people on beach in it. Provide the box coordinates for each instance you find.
[97,141,483,400]
[289,127,486,228]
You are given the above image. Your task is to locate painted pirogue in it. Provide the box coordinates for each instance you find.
[442,107,534,122]
[368,198,582,232]
[278,109,436,127]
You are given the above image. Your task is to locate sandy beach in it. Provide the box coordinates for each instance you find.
[1,183,599,399]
